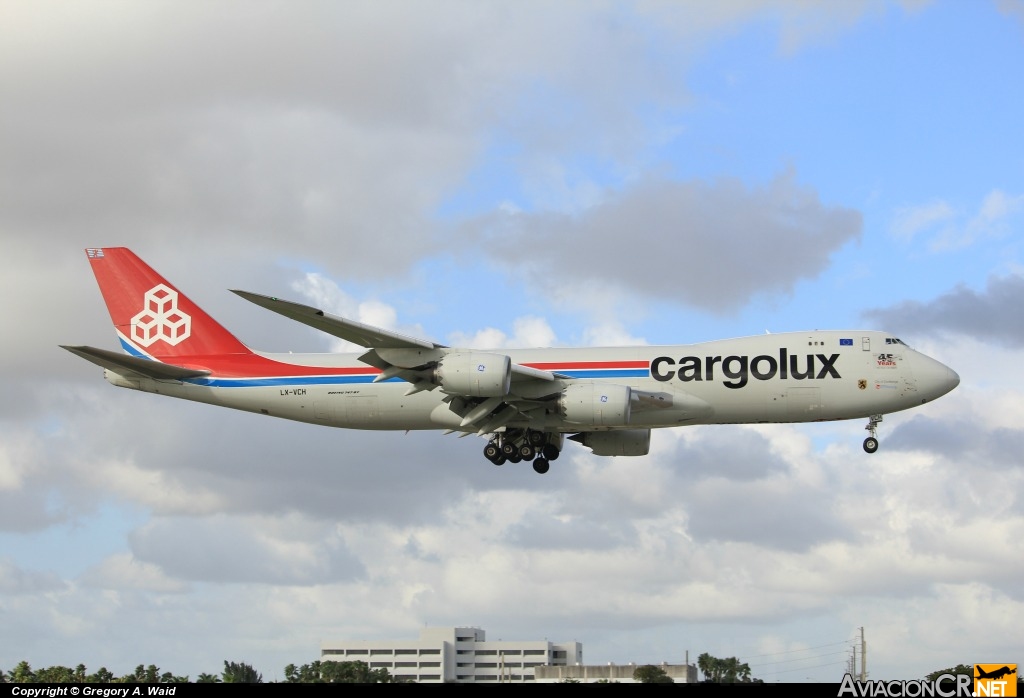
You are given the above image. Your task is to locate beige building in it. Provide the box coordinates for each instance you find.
[321,626,582,683]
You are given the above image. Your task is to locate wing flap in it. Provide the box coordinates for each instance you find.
[61,345,211,381]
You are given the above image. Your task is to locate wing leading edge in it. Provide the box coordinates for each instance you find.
[230,290,442,350]
[232,289,566,382]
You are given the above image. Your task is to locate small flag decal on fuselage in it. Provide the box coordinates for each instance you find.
[840,338,853,346]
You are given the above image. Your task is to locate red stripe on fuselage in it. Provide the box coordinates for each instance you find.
[522,361,648,370]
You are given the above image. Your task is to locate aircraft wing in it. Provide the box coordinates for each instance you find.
[232,290,568,378]
[231,290,444,350]
[60,345,211,381]
[233,289,569,410]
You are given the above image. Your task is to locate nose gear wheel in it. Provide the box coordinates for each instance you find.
[863,414,882,454]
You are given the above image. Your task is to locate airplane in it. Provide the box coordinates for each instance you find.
[62,247,960,474]
[975,666,1017,681]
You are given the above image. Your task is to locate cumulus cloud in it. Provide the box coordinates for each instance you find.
[890,189,1024,251]
[128,515,365,585]
[0,559,66,595]
[863,274,1024,347]
[466,171,862,313]
[286,272,434,352]
[0,0,722,280]
[80,554,189,594]
[891,200,955,240]
[447,316,558,350]
[996,0,1024,27]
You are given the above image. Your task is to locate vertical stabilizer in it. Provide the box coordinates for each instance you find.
[85,247,251,359]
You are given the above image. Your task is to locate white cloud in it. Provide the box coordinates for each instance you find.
[447,327,509,350]
[82,455,228,517]
[891,199,955,240]
[357,300,398,332]
[581,322,648,347]
[469,171,862,314]
[0,559,65,595]
[447,316,558,349]
[890,189,1024,251]
[510,316,558,348]
[290,272,359,319]
[80,554,189,593]
[289,272,431,352]
[0,431,38,492]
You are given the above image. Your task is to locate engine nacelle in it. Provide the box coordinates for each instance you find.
[559,383,632,426]
[570,429,651,457]
[433,352,512,397]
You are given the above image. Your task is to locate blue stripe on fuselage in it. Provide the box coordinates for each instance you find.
[556,369,650,379]
[119,337,152,360]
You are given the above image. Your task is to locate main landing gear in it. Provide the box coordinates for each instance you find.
[863,414,882,454]
[483,429,560,474]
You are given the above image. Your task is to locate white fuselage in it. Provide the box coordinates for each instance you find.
[103,330,959,434]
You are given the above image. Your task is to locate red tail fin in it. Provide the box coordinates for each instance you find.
[86,247,251,359]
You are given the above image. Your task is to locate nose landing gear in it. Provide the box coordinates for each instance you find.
[863,414,882,454]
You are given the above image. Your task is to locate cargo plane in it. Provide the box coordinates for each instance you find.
[62,248,960,474]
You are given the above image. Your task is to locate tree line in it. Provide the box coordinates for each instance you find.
[0,660,393,683]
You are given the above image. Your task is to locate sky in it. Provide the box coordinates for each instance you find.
[1,0,1022,683]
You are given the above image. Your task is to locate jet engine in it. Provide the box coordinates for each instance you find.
[433,352,512,397]
[569,429,651,456]
[559,383,632,426]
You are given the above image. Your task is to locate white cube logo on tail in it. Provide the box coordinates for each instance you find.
[130,284,192,347]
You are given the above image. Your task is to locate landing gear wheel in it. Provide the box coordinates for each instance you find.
[508,452,522,464]
[542,444,560,461]
[501,442,517,458]
[519,444,535,461]
[532,458,549,474]
[528,431,546,447]
[863,414,883,455]
[493,455,507,466]
[484,443,500,461]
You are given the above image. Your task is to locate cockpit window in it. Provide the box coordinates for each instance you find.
[885,337,910,347]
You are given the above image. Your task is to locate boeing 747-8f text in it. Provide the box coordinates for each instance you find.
[62,248,960,474]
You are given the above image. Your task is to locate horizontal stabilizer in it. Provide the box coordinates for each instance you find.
[61,345,211,381]
[232,290,443,350]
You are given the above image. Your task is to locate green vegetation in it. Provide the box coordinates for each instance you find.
[284,660,394,683]
[633,664,674,683]
[1,659,392,683]
[697,652,762,683]
[1,662,187,683]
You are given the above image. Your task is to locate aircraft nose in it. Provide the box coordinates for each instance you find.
[915,353,960,400]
